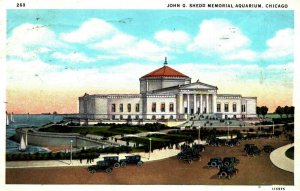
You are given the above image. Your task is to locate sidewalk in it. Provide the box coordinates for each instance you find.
[6,147,180,169]
[270,144,294,173]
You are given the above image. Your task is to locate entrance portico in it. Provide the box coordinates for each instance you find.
[180,93,217,115]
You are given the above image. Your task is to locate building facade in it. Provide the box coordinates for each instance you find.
[79,59,257,120]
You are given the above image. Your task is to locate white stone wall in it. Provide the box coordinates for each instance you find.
[242,97,257,117]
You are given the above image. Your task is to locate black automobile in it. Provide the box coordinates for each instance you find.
[177,149,201,164]
[103,156,120,168]
[246,146,261,156]
[88,161,113,174]
[225,138,240,147]
[218,164,239,179]
[208,138,226,146]
[244,144,255,152]
[222,157,240,166]
[207,157,222,168]
[120,155,143,167]
[263,145,274,153]
[192,144,205,152]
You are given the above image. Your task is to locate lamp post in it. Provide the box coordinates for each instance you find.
[227,121,229,140]
[272,120,274,135]
[70,140,73,165]
[149,138,152,160]
[198,126,201,144]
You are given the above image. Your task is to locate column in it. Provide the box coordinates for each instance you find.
[206,94,209,113]
[193,94,197,114]
[200,95,203,114]
[212,94,217,113]
[187,94,190,114]
[177,94,183,114]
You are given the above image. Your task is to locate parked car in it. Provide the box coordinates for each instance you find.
[225,138,240,147]
[120,155,143,167]
[88,161,113,174]
[244,144,255,152]
[177,148,201,164]
[192,144,205,152]
[263,145,274,153]
[222,157,240,166]
[103,156,120,168]
[246,146,261,156]
[218,164,239,179]
[207,157,222,168]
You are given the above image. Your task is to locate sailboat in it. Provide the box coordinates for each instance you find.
[6,113,9,126]
[19,131,28,152]
[10,112,15,123]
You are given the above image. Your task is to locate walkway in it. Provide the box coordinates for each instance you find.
[6,147,180,169]
[270,144,294,173]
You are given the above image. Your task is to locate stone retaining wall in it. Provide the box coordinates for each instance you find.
[14,128,116,148]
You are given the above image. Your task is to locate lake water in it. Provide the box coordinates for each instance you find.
[6,114,64,154]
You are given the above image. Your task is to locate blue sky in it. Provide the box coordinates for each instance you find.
[6,10,294,113]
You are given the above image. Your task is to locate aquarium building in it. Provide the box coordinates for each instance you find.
[79,58,257,121]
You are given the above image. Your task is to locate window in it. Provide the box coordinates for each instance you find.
[217,103,221,112]
[119,104,123,112]
[127,104,131,112]
[152,115,156,120]
[111,115,115,120]
[135,115,139,120]
[233,103,237,112]
[161,115,165,119]
[242,104,246,112]
[161,103,165,112]
[184,107,188,114]
[225,103,229,112]
[135,103,140,112]
[120,115,123,120]
[111,104,116,112]
[128,115,131,119]
[169,115,174,120]
[169,103,174,112]
[152,102,156,112]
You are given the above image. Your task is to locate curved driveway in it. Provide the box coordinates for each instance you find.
[270,144,294,173]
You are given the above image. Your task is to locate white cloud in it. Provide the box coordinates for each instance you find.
[92,33,135,50]
[189,19,250,54]
[117,40,166,61]
[7,23,61,60]
[154,30,190,46]
[267,62,293,70]
[52,52,96,63]
[262,28,294,59]
[222,49,257,61]
[60,18,118,43]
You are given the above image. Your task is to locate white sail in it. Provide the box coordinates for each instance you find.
[6,114,9,126]
[10,113,15,123]
[19,135,27,151]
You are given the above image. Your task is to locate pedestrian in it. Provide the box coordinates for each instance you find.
[79,155,82,164]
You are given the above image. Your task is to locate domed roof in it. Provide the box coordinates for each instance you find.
[141,58,190,79]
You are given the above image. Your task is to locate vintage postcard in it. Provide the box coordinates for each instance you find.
[0,0,299,190]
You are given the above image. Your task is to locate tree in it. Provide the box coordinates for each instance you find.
[288,106,295,118]
[256,107,261,118]
[260,106,268,118]
[283,105,289,118]
[275,106,284,119]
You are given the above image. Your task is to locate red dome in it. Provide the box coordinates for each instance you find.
[141,65,189,78]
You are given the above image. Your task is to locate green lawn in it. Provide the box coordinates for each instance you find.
[285,147,294,160]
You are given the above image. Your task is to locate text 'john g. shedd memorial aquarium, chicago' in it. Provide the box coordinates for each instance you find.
[167,3,289,9]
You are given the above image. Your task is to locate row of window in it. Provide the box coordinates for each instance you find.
[111,103,175,113]
[217,103,237,112]
[111,103,140,113]
[151,102,174,112]
[111,115,174,120]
